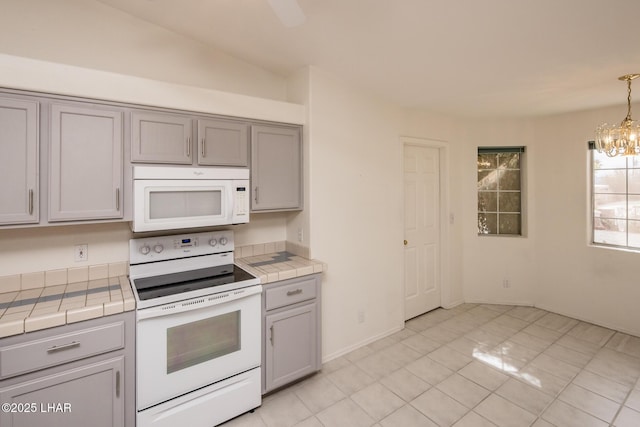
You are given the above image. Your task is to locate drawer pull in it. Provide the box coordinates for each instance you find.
[47,341,80,353]
[270,325,274,345]
[287,289,303,296]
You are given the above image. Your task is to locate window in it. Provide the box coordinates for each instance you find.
[477,147,524,235]
[590,143,640,250]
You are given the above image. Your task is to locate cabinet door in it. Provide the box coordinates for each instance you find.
[198,119,248,166]
[0,356,124,427]
[251,125,301,211]
[0,97,39,225]
[131,111,192,164]
[49,104,123,221]
[264,303,317,393]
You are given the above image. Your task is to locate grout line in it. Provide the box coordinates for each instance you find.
[256,305,640,427]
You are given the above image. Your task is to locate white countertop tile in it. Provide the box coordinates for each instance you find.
[0,274,135,338]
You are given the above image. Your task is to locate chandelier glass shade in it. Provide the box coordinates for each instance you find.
[595,74,640,157]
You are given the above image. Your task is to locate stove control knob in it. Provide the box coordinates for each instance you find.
[140,245,151,255]
[153,244,164,253]
[209,239,218,247]
[219,237,228,246]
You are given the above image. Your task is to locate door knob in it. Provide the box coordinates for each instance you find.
[404,240,408,246]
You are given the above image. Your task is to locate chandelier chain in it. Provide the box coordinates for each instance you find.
[626,78,633,123]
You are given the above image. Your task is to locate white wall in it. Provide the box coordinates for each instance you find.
[458,118,538,306]
[306,67,406,359]
[284,68,312,246]
[403,105,640,337]
[0,0,287,101]
[400,112,539,308]
[533,104,640,336]
[0,214,289,278]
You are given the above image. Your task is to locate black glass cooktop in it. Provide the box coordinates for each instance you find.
[133,264,256,301]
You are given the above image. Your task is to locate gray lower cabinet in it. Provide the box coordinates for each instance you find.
[262,274,321,394]
[251,124,302,212]
[48,103,124,221]
[0,357,124,427]
[0,96,39,225]
[197,118,249,166]
[131,111,193,164]
[0,312,135,427]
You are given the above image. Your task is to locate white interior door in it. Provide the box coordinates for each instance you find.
[404,144,441,320]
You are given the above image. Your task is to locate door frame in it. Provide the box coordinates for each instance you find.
[401,136,452,317]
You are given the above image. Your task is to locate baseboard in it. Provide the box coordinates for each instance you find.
[533,302,640,338]
[321,323,404,364]
[463,298,536,308]
[441,298,465,309]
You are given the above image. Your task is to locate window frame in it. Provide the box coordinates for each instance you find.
[477,146,526,237]
[589,141,640,251]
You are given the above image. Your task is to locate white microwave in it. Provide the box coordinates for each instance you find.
[132,166,249,232]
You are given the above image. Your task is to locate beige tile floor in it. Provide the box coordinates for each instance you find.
[224,304,640,427]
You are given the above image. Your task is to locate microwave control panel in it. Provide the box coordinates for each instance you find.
[234,185,248,217]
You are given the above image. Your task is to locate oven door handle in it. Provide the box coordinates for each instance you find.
[136,285,262,320]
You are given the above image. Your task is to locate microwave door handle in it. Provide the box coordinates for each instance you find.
[227,184,234,221]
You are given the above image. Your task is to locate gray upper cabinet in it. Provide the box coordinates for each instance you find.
[251,124,302,211]
[49,103,123,221]
[0,97,39,225]
[197,119,249,167]
[131,111,192,164]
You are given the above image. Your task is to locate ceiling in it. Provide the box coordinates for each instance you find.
[97,0,640,118]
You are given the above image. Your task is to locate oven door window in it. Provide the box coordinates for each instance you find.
[149,188,223,220]
[166,310,240,374]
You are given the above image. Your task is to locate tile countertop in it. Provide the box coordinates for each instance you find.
[0,263,135,339]
[235,248,325,284]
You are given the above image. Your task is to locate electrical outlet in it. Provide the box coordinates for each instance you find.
[357,310,365,323]
[502,279,510,288]
[75,244,88,262]
[297,228,304,242]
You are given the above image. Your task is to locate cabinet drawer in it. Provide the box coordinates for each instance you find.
[265,277,317,311]
[0,321,124,379]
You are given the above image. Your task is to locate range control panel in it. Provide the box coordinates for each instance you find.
[129,230,234,265]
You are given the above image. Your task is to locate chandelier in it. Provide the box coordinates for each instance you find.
[595,74,640,157]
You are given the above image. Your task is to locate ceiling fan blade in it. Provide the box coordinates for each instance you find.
[267,0,306,27]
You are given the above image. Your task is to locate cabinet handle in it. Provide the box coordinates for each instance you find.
[201,138,205,157]
[47,341,80,353]
[270,325,274,345]
[254,187,259,204]
[116,188,120,211]
[116,370,121,398]
[186,137,191,157]
[287,289,303,296]
[28,189,33,215]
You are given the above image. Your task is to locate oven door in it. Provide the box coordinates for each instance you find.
[136,286,261,410]
[133,179,233,232]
